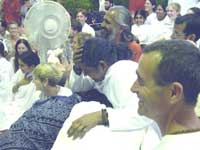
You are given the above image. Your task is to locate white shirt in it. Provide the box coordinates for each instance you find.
[69,60,138,109]
[154,131,200,150]
[82,23,95,37]
[52,101,161,150]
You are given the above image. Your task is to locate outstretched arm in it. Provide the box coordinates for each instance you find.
[67,109,109,140]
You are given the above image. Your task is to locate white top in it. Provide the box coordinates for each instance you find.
[82,23,95,37]
[154,131,200,150]
[52,101,161,150]
[131,24,149,45]
[69,60,138,109]
[145,13,157,25]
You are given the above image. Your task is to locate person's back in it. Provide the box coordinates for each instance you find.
[0,63,81,149]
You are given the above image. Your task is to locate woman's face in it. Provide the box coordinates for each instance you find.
[167,5,179,20]
[18,59,34,74]
[156,5,166,21]
[144,0,154,13]
[134,14,145,26]
[17,43,28,55]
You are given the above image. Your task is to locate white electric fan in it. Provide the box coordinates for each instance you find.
[24,0,71,63]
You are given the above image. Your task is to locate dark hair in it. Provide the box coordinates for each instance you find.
[14,39,33,72]
[18,51,40,67]
[175,14,200,42]
[188,7,200,16]
[148,0,157,6]
[77,8,88,17]
[134,10,148,20]
[71,19,82,32]
[156,3,167,12]
[81,38,118,67]
[0,41,5,57]
[115,42,132,60]
[0,20,7,29]
[143,39,200,105]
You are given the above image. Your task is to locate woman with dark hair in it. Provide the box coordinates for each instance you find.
[131,9,149,45]
[14,38,33,72]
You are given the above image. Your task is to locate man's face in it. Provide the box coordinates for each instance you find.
[171,23,186,40]
[131,52,171,120]
[8,23,19,37]
[105,0,112,10]
[101,9,121,40]
[76,12,87,25]
[80,63,107,82]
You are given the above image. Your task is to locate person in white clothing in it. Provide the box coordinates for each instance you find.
[131,39,200,149]
[0,50,40,130]
[0,41,14,128]
[144,0,157,25]
[76,9,95,37]
[52,38,161,149]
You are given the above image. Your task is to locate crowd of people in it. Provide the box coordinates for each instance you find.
[0,0,200,149]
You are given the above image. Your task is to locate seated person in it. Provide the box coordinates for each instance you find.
[0,51,40,130]
[0,63,81,149]
[52,38,161,150]
[132,39,200,149]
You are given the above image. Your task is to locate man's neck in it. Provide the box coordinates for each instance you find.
[161,105,200,135]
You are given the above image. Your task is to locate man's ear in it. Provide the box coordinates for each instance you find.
[99,60,109,71]
[169,82,184,104]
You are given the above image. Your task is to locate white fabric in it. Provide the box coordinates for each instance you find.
[145,13,156,25]
[154,131,200,150]
[131,24,149,45]
[168,0,198,15]
[57,86,73,97]
[0,69,37,130]
[197,2,200,8]
[69,60,138,109]
[82,23,95,37]
[0,57,14,106]
[52,101,161,150]
[69,60,161,137]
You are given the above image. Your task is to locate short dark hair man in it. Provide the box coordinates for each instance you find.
[132,39,200,149]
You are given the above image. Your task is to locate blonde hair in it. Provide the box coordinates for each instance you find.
[33,63,63,86]
[168,2,181,13]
